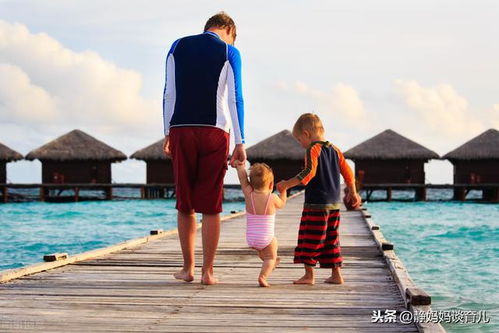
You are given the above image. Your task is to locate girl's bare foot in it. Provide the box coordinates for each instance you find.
[293,275,315,285]
[173,269,194,282]
[324,275,344,284]
[258,276,270,287]
[201,272,218,285]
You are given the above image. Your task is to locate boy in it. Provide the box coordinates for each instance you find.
[277,113,361,285]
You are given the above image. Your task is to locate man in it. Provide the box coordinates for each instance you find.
[162,12,246,285]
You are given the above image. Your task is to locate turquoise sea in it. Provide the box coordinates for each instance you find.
[366,200,498,333]
[0,190,497,332]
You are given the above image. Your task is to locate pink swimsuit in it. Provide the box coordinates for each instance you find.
[246,192,276,250]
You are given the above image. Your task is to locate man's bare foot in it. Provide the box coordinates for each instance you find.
[201,272,219,285]
[273,257,281,270]
[173,269,194,282]
[293,275,315,285]
[258,276,270,287]
[324,274,344,284]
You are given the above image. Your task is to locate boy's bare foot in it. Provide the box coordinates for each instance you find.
[293,275,315,285]
[173,269,194,282]
[324,275,344,284]
[201,272,219,285]
[325,268,344,284]
[258,276,270,287]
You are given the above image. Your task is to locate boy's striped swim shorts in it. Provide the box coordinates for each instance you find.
[294,208,342,268]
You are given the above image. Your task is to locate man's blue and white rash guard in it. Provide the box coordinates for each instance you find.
[163,31,245,144]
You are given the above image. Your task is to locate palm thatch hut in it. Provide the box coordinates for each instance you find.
[26,129,126,184]
[344,129,439,185]
[130,139,173,184]
[0,142,23,183]
[246,130,305,183]
[443,129,499,201]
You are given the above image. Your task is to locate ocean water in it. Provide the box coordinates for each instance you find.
[0,198,245,271]
[366,201,499,333]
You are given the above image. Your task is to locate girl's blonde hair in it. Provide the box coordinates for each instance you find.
[249,163,274,190]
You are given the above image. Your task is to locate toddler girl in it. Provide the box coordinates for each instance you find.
[236,162,287,287]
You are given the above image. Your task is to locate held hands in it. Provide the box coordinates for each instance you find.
[276,180,288,193]
[230,144,246,168]
[234,160,245,169]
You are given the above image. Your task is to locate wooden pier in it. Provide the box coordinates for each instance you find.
[0,184,251,202]
[0,183,176,202]
[0,193,444,332]
[3,183,498,203]
[361,183,499,202]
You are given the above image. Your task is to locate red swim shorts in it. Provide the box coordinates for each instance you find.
[169,126,229,214]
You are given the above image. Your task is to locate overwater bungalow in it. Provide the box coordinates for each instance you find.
[130,139,173,184]
[246,130,305,183]
[0,142,23,184]
[130,139,174,198]
[344,129,439,200]
[443,128,499,201]
[26,129,126,185]
[344,129,439,184]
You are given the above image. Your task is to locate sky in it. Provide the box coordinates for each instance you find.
[1,0,498,184]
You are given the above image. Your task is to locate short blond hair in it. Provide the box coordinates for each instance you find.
[249,163,274,190]
[292,113,325,136]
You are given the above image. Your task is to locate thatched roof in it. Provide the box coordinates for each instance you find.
[130,139,170,161]
[0,142,23,162]
[26,130,127,162]
[443,129,499,160]
[246,130,305,160]
[344,129,439,160]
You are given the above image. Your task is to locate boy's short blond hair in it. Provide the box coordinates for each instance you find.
[292,113,325,136]
[249,163,274,190]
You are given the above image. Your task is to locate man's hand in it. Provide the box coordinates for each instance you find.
[163,136,171,157]
[229,144,246,168]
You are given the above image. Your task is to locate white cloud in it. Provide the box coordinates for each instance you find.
[328,83,366,123]
[0,64,57,122]
[0,20,157,134]
[395,80,484,137]
[281,81,368,126]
